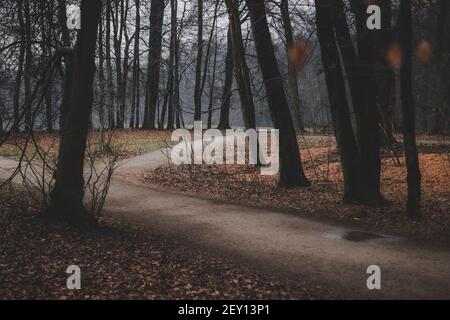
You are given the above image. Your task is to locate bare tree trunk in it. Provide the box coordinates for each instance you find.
[374,0,395,145]
[193,0,204,122]
[173,3,182,129]
[315,0,360,200]
[166,63,175,130]
[13,0,25,133]
[175,1,188,129]
[333,0,383,204]
[199,1,219,123]
[113,1,122,128]
[435,0,450,134]
[166,0,176,130]
[40,0,54,133]
[98,6,106,145]
[44,0,102,224]
[351,0,383,204]
[57,0,72,130]
[225,0,256,130]
[120,0,131,129]
[0,82,3,134]
[105,0,115,129]
[280,0,305,132]
[207,34,219,129]
[245,0,310,187]
[400,0,421,217]
[112,0,128,129]
[120,24,131,129]
[58,0,71,47]
[218,26,233,130]
[24,0,32,132]
[130,0,141,129]
[160,79,170,129]
[143,0,164,129]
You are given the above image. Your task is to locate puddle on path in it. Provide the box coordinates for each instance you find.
[324,229,397,244]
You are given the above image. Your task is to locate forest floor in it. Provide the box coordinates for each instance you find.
[142,136,450,243]
[106,145,450,299]
[0,190,333,300]
[1,131,450,299]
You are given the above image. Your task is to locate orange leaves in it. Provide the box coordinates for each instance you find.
[385,40,433,70]
[416,40,432,63]
[386,42,402,69]
[288,40,308,73]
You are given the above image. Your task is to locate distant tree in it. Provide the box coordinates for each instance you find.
[225,0,256,130]
[218,25,233,130]
[280,0,305,132]
[57,0,72,128]
[105,0,116,128]
[143,0,164,129]
[174,1,184,128]
[39,0,54,133]
[167,0,181,130]
[130,0,141,129]
[13,0,25,133]
[373,0,396,146]
[97,4,106,138]
[112,0,131,129]
[194,0,204,122]
[23,0,32,131]
[207,34,219,129]
[200,1,219,129]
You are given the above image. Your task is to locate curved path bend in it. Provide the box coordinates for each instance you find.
[110,147,450,300]
[1,143,450,299]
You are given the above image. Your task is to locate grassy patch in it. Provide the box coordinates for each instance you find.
[0,130,174,163]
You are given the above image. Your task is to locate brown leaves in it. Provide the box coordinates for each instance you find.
[144,142,450,242]
[0,190,328,300]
